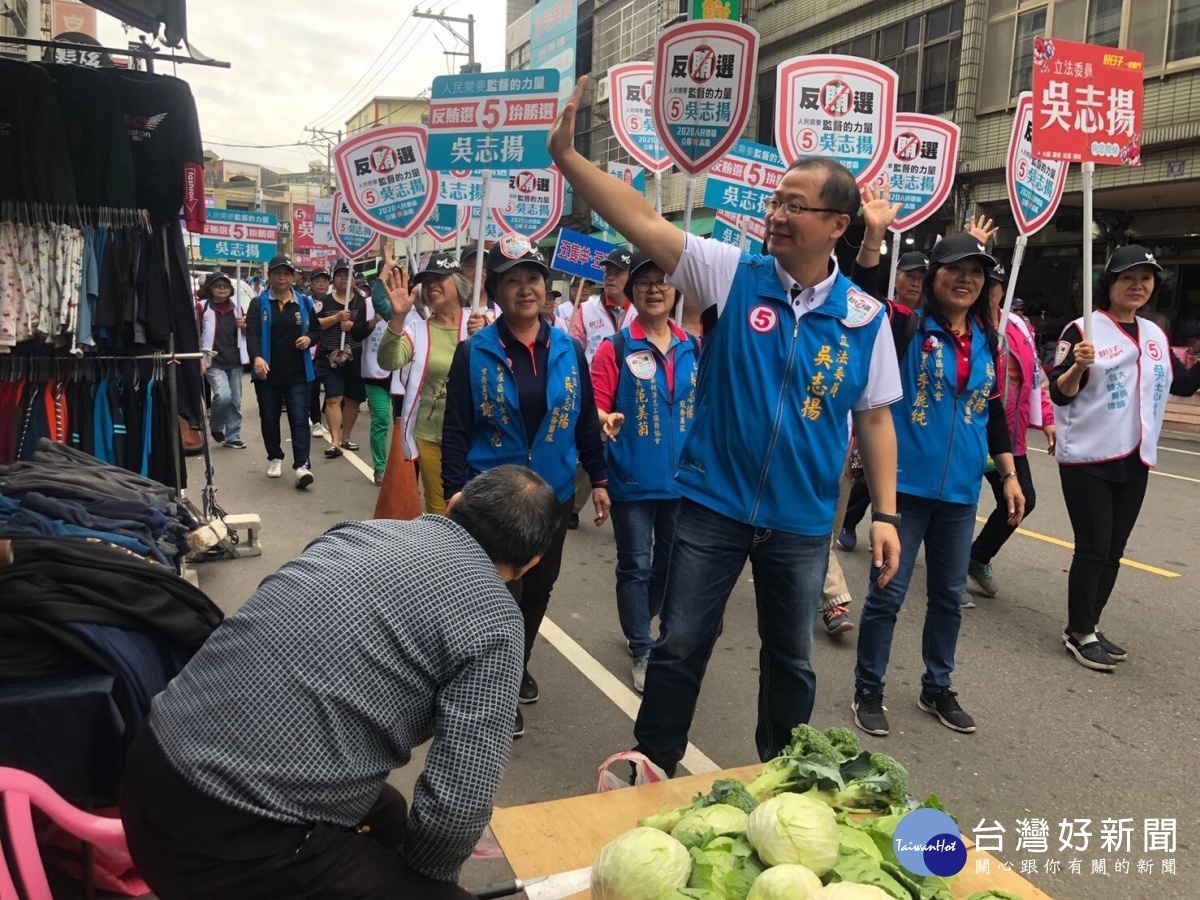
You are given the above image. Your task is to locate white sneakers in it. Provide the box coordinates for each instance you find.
[266,459,283,478]
[295,465,314,490]
[312,422,326,438]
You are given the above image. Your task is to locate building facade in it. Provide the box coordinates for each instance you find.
[344,95,431,138]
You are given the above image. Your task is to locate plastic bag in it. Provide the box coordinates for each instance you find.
[597,750,668,793]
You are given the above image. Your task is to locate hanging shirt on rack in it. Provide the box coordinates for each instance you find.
[0,60,77,205]
[37,63,137,208]
[108,70,205,232]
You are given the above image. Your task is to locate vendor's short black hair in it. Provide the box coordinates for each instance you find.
[449,465,560,568]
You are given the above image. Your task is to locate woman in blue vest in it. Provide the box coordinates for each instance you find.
[853,233,1026,739]
[592,252,700,693]
[441,233,610,739]
[1049,246,1200,672]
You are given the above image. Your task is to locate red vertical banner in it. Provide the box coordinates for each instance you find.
[292,205,316,251]
[1030,37,1144,166]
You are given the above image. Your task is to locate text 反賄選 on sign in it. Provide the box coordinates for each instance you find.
[331,124,438,240]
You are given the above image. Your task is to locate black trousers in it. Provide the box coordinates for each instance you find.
[842,480,871,531]
[508,499,573,668]
[1059,464,1148,635]
[971,454,1037,564]
[120,730,472,900]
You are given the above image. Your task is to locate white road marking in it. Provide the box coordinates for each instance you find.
[349,443,720,776]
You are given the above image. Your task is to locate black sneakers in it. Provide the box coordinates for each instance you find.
[513,709,525,739]
[518,670,539,704]
[852,688,889,736]
[1095,632,1127,661]
[1063,633,1117,671]
[918,688,977,733]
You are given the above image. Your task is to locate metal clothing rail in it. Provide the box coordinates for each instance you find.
[0,35,231,70]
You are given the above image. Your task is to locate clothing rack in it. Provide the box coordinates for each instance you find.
[1,201,152,229]
[0,35,231,71]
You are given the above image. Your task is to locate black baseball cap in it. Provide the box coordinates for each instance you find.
[897,251,930,272]
[205,273,232,288]
[605,248,632,270]
[987,260,1010,285]
[267,254,295,273]
[623,251,661,301]
[460,245,482,263]
[486,233,549,276]
[310,268,331,280]
[929,233,998,268]
[1105,244,1162,274]
[332,259,351,276]
[413,252,463,285]
[550,289,562,299]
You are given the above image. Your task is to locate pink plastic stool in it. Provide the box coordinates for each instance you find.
[0,766,135,900]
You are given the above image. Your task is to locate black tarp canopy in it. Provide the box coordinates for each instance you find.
[82,0,187,48]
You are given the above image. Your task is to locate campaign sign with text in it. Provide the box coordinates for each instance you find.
[880,114,960,233]
[552,228,618,281]
[331,192,378,260]
[292,204,316,251]
[608,62,672,174]
[313,198,334,247]
[1007,92,1068,236]
[703,139,784,218]
[776,55,897,185]
[424,204,468,244]
[592,162,646,234]
[467,205,505,243]
[493,167,565,243]
[652,20,759,176]
[530,0,577,107]
[332,125,437,239]
[295,249,336,270]
[1030,37,1143,166]
[199,209,278,262]
[436,170,485,207]
[711,209,765,254]
[428,70,560,171]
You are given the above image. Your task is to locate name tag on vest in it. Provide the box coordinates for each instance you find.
[626,350,657,380]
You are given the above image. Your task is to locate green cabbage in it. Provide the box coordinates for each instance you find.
[813,884,895,899]
[591,827,692,899]
[745,863,823,899]
[686,834,766,900]
[672,804,750,847]
[746,793,840,874]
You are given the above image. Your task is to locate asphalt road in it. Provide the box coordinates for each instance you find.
[186,387,1199,900]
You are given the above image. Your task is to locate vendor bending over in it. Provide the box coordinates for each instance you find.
[119,464,561,899]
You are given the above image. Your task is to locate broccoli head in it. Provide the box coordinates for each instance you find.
[822,752,909,812]
[701,777,758,813]
[785,723,840,761]
[822,726,863,761]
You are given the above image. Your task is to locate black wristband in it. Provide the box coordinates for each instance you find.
[871,512,901,526]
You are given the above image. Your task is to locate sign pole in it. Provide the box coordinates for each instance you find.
[998,233,1028,339]
[677,176,697,325]
[235,260,242,316]
[886,231,902,301]
[454,220,464,258]
[736,215,750,253]
[470,169,493,314]
[654,171,663,216]
[1081,161,1095,342]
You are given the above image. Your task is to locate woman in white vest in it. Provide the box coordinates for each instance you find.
[376,252,484,514]
[1050,245,1200,671]
[199,274,249,449]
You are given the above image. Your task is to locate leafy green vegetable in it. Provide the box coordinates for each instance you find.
[590,827,692,899]
[667,890,725,900]
[745,725,847,802]
[672,804,750,847]
[807,753,910,813]
[827,847,913,900]
[639,778,758,834]
[837,822,883,863]
[686,834,766,900]
[813,884,895,899]
[963,892,1024,900]
[822,727,863,761]
[746,793,840,874]
[745,863,823,900]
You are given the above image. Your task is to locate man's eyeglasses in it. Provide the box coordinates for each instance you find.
[633,278,669,292]
[765,198,843,217]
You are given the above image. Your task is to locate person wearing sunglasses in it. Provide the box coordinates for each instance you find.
[550,78,902,776]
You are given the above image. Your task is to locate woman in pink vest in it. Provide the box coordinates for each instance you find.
[964,259,1056,604]
[1049,246,1200,671]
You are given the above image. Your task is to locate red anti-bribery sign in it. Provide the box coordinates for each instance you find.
[331,124,438,239]
[887,113,960,233]
[652,20,760,177]
[608,62,673,173]
[492,166,564,243]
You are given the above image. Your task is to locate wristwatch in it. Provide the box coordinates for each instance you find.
[871,512,901,526]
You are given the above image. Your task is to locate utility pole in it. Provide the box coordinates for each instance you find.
[305,127,343,194]
[413,7,479,73]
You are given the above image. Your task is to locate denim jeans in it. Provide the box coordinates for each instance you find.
[855,492,977,696]
[610,499,680,658]
[254,380,312,469]
[633,498,829,775]
[204,366,243,442]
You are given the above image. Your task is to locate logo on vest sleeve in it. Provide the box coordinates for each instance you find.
[842,289,881,328]
[1146,340,1162,361]
[1053,340,1071,366]
[749,304,779,333]
[625,350,658,380]
[312,300,323,314]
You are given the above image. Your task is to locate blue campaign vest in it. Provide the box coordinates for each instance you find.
[676,255,886,535]
[605,326,700,503]
[892,311,996,504]
[464,323,583,503]
[253,290,315,382]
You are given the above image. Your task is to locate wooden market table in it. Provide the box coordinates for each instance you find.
[490,765,1053,899]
